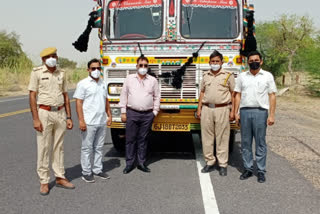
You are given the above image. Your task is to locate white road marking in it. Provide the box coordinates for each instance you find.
[192,133,220,214]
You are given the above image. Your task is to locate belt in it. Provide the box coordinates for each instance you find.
[127,107,153,113]
[203,103,230,108]
[240,107,267,111]
[39,104,64,111]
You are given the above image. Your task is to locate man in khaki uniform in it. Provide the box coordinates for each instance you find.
[28,47,75,195]
[197,50,235,176]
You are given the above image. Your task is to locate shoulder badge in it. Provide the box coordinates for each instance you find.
[32,65,46,72]
[202,70,210,77]
[224,73,233,86]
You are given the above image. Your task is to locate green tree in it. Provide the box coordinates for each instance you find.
[256,15,314,83]
[256,22,287,77]
[58,57,77,69]
[296,35,320,74]
[278,15,313,83]
[0,31,32,69]
[295,35,320,95]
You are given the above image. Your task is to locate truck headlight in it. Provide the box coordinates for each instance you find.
[108,83,123,95]
[111,107,121,118]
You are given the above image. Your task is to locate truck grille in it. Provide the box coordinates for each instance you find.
[157,65,197,99]
[108,70,127,78]
[107,65,198,100]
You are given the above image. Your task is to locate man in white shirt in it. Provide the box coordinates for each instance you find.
[234,51,277,183]
[74,58,112,183]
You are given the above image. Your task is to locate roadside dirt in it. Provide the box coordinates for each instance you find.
[267,95,320,189]
[0,86,28,97]
[0,83,77,97]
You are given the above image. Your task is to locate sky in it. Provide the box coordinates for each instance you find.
[0,0,319,65]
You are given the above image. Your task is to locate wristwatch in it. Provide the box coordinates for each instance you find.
[66,117,72,120]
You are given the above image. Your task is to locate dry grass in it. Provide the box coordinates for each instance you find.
[0,66,88,97]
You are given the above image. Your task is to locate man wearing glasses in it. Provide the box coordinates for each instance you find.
[119,56,160,174]
[74,58,112,183]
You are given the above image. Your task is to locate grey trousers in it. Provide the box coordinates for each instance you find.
[81,125,106,176]
[240,107,268,174]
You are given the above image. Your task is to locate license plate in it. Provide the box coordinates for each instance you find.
[152,123,190,132]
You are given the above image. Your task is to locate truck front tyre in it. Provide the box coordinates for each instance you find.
[111,128,126,152]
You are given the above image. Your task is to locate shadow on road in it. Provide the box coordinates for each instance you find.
[146,132,195,165]
[104,132,195,167]
[63,158,121,182]
[103,131,247,170]
[228,138,265,176]
[105,146,125,158]
[228,140,243,173]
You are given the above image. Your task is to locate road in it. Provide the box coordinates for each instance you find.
[0,93,319,214]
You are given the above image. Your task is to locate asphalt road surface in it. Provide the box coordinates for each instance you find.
[0,93,319,214]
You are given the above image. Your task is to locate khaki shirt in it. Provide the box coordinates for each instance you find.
[200,69,235,105]
[28,65,67,106]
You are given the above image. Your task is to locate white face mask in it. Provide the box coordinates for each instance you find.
[211,64,221,71]
[138,68,148,76]
[45,57,57,68]
[90,69,101,79]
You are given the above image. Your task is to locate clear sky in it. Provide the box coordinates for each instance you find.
[0,0,319,65]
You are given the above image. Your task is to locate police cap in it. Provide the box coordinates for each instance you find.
[40,47,57,58]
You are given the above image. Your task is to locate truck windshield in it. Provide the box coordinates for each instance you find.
[107,0,163,40]
[181,0,239,39]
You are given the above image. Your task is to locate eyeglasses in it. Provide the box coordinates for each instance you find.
[90,67,101,70]
[138,64,148,68]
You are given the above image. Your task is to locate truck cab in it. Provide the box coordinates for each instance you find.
[89,0,253,151]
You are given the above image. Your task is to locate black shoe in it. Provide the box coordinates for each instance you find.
[123,165,135,174]
[239,170,253,180]
[219,167,227,176]
[201,165,215,173]
[82,174,95,183]
[257,172,266,183]
[94,172,110,180]
[137,164,151,173]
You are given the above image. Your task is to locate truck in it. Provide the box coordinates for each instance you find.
[74,0,257,151]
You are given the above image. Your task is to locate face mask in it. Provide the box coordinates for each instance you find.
[211,64,221,71]
[249,62,261,70]
[138,68,148,76]
[90,69,101,79]
[45,57,57,67]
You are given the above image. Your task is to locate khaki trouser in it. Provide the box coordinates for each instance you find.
[200,105,230,167]
[37,108,66,184]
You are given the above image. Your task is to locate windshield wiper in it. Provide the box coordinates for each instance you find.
[113,0,123,37]
[185,0,194,36]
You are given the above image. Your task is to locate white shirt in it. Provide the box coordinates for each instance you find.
[234,69,277,110]
[73,76,108,125]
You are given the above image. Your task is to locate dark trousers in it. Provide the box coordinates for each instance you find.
[125,108,154,166]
